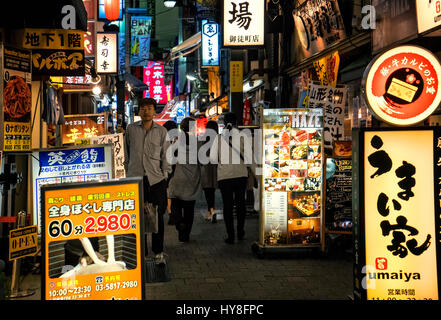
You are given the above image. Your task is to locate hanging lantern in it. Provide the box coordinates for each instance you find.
[104,0,120,21]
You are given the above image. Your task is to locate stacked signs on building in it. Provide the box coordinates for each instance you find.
[353,128,441,300]
[293,0,346,58]
[363,45,441,126]
[223,0,264,46]
[201,20,220,67]
[96,32,118,74]
[31,144,113,233]
[262,109,323,247]
[20,28,85,76]
[143,61,173,104]
[130,16,153,66]
[2,46,32,152]
[308,83,346,153]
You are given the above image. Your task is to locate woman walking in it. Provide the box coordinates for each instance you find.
[167,117,202,242]
[200,120,218,223]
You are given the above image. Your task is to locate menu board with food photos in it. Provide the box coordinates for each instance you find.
[262,109,323,247]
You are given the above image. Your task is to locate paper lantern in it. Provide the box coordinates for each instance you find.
[104,0,120,21]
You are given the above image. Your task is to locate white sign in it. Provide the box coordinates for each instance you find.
[223,0,264,47]
[96,32,118,74]
[416,1,441,34]
[201,20,220,67]
[89,133,125,179]
[31,145,114,233]
[308,83,347,150]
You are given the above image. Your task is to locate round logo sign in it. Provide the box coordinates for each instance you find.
[362,45,441,126]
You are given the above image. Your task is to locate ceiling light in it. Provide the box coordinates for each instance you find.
[164,0,177,7]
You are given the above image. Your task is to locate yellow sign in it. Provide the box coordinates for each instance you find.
[363,130,438,300]
[313,51,340,87]
[42,179,145,300]
[9,225,38,261]
[74,138,91,145]
[19,28,84,50]
[230,61,243,93]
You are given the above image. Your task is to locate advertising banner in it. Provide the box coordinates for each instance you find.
[2,46,32,152]
[130,16,152,66]
[61,114,107,145]
[353,128,441,300]
[223,0,265,47]
[312,51,340,88]
[262,109,323,247]
[31,145,114,233]
[143,61,173,105]
[41,178,145,300]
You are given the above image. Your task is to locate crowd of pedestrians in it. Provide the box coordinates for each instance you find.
[123,97,257,265]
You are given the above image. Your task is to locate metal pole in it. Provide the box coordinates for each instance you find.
[9,211,35,299]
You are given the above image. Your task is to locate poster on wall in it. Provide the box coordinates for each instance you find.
[293,0,346,59]
[262,109,323,247]
[130,16,152,66]
[31,145,114,233]
[353,128,441,300]
[41,178,145,300]
[2,46,32,152]
[62,114,107,145]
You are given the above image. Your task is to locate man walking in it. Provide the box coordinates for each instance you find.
[124,98,171,264]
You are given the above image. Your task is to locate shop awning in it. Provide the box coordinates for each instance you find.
[167,32,202,62]
[124,73,149,92]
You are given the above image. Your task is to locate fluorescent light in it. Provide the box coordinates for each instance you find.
[186,74,197,81]
[164,0,176,7]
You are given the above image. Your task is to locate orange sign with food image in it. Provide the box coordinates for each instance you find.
[41,179,145,300]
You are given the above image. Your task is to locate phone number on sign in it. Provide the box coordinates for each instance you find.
[48,214,134,238]
[96,281,138,291]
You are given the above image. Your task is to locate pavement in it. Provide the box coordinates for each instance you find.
[9,190,354,301]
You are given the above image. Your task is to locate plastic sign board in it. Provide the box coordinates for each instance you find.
[201,20,220,67]
[362,45,441,126]
[41,178,145,300]
[143,61,173,104]
[31,145,114,234]
[96,32,118,74]
[353,128,441,300]
[223,0,264,47]
[261,109,323,247]
[416,0,441,34]
[9,225,38,261]
[130,16,152,66]
[62,114,107,145]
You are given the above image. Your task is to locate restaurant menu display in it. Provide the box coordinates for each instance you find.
[41,179,145,300]
[262,109,323,246]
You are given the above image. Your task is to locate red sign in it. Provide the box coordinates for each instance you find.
[143,61,173,105]
[363,45,441,126]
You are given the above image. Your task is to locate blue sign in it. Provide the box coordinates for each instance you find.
[201,20,220,67]
[38,147,106,167]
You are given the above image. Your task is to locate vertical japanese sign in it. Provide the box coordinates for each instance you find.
[201,20,220,67]
[223,0,264,47]
[88,133,125,179]
[143,61,173,104]
[130,16,152,66]
[308,83,346,153]
[416,0,441,34]
[313,51,340,88]
[31,145,114,234]
[354,128,441,300]
[61,114,107,145]
[41,178,145,300]
[96,32,118,74]
[229,61,243,92]
[2,46,32,152]
[262,109,323,247]
[363,45,441,126]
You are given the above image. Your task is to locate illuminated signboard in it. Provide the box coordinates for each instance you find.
[201,20,219,67]
[416,0,441,34]
[61,114,107,145]
[41,178,145,300]
[96,32,118,74]
[362,45,441,126]
[143,61,173,105]
[222,0,264,47]
[353,128,441,300]
[261,109,323,247]
[130,16,152,66]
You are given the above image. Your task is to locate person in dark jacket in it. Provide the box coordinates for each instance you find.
[163,120,178,225]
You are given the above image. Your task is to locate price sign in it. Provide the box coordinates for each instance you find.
[41,178,145,300]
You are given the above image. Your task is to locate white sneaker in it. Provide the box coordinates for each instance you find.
[154,252,167,265]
